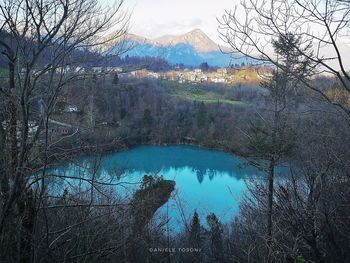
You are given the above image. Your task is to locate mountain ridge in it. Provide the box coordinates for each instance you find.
[124,28,230,53]
[103,29,248,67]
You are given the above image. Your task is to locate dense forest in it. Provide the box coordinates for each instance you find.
[1,0,350,262]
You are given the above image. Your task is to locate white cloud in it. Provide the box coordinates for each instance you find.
[123,0,238,44]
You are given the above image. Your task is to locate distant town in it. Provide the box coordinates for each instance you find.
[82,66,271,84]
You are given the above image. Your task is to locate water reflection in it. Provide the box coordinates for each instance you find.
[44,145,260,230]
[97,145,258,182]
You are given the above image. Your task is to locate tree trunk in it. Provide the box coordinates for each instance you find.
[8,56,17,180]
[267,158,275,260]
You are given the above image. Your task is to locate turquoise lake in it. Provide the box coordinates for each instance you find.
[45,145,261,232]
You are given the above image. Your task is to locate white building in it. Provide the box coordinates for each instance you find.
[64,105,78,113]
[92,67,103,73]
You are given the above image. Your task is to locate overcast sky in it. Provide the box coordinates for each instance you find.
[120,0,238,44]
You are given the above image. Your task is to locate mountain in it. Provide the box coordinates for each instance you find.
[122,28,228,53]
[104,29,249,67]
[152,28,224,53]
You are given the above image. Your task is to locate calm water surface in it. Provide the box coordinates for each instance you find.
[46,145,261,232]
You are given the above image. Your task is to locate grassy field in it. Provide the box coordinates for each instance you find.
[162,80,244,105]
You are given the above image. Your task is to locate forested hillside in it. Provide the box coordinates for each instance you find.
[1,0,350,262]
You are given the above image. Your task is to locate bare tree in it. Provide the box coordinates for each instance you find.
[219,1,350,262]
[219,0,350,117]
[0,0,129,261]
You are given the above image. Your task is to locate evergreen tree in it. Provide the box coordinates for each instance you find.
[243,33,311,259]
[112,73,119,85]
[92,73,97,83]
[143,108,153,127]
[196,102,207,128]
[189,211,201,248]
[120,108,127,120]
[186,211,202,263]
[200,62,210,72]
[207,213,224,262]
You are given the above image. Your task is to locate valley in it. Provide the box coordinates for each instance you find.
[1,0,350,262]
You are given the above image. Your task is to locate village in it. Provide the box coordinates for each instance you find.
[27,64,271,85]
[89,66,270,84]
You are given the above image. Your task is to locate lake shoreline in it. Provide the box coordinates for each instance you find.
[37,138,247,172]
[45,143,251,228]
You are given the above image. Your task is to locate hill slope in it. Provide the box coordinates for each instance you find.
[105,29,249,67]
